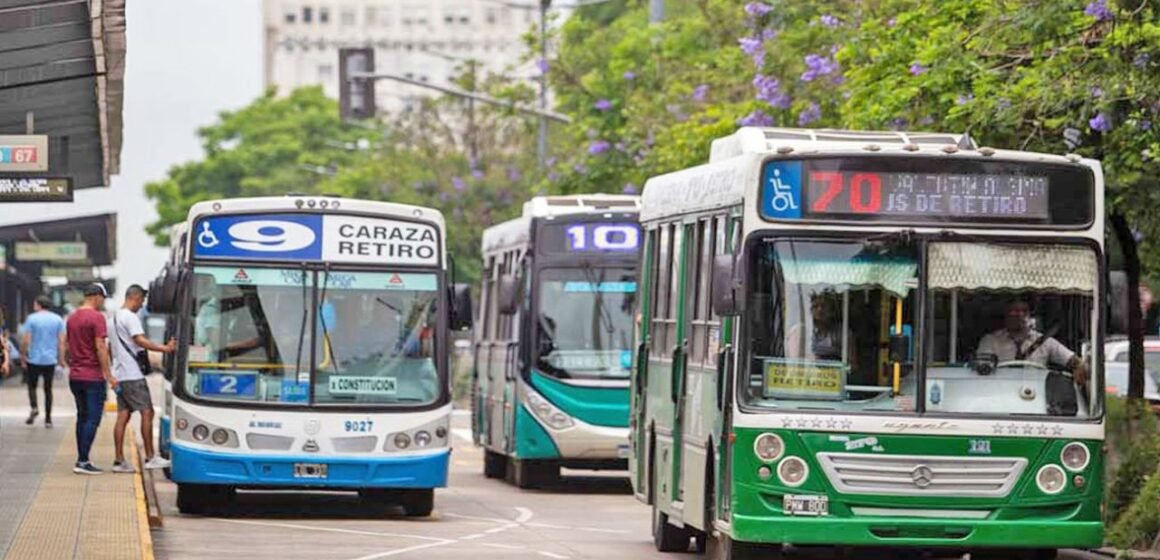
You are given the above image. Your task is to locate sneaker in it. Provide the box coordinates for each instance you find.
[25,410,38,425]
[111,461,136,474]
[144,456,171,470]
[73,462,103,475]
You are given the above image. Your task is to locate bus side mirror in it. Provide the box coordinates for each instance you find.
[711,254,744,316]
[451,283,474,330]
[146,263,182,314]
[498,274,520,316]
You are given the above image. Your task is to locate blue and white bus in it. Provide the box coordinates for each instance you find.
[148,196,472,515]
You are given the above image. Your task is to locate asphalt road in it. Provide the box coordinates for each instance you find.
[150,412,1110,560]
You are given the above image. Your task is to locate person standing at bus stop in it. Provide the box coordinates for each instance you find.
[108,285,175,473]
[21,296,65,427]
[67,283,116,475]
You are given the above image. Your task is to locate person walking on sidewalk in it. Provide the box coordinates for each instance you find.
[108,285,175,473]
[67,283,116,475]
[21,296,65,427]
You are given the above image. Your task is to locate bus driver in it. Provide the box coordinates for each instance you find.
[975,298,1089,385]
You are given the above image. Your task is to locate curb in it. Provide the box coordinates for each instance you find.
[128,427,156,560]
[1090,547,1160,559]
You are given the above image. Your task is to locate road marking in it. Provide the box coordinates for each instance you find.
[213,518,449,543]
[451,428,474,442]
[526,522,631,534]
[347,541,456,560]
[460,534,487,540]
[537,552,569,559]
[479,543,525,551]
[451,409,470,416]
[515,507,534,523]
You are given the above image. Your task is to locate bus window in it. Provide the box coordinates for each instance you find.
[743,238,918,412]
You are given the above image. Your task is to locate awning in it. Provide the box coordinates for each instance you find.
[928,242,1097,293]
[780,258,917,297]
[0,212,117,270]
[0,0,126,188]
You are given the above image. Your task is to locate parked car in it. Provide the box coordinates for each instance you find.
[1104,337,1160,412]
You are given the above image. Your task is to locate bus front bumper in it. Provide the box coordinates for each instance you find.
[170,443,450,489]
[730,514,1103,549]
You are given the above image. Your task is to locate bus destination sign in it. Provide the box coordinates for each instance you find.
[760,157,1093,226]
[0,177,72,202]
[806,170,1049,220]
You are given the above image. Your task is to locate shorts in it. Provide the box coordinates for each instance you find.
[116,379,152,412]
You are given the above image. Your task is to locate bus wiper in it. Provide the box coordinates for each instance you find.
[375,297,402,314]
[319,266,341,377]
[294,265,309,383]
[581,261,616,338]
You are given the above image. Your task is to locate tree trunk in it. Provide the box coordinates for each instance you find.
[1110,213,1145,402]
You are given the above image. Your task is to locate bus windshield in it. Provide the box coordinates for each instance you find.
[923,242,1098,417]
[743,238,918,412]
[536,267,636,381]
[184,266,441,406]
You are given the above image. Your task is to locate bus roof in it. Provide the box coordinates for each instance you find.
[481,194,640,253]
[185,195,446,227]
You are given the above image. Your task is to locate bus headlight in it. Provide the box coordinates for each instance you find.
[526,391,574,430]
[754,433,785,463]
[778,456,809,487]
[176,418,189,431]
[211,429,229,445]
[394,433,412,449]
[1036,465,1067,494]
[1061,442,1090,472]
[192,424,209,441]
[414,431,432,448]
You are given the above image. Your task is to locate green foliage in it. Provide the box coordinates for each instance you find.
[1107,413,1160,524]
[1109,463,1160,550]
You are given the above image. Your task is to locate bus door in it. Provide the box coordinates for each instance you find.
[631,232,656,499]
[501,258,527,455]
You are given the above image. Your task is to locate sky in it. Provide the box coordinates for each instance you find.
[0,0,264,303]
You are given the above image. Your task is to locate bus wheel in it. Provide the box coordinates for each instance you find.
[651,506,691,552]
[162,467,172,481]
[483,450,507,479]
[400,489,434,517]
[509,459,558,489]
[705,534,766,560]
[176,483,203,515]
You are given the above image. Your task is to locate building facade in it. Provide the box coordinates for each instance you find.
[263,0,538,113]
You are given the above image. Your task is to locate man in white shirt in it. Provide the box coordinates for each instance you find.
[976,299,1089,385]
[108,285,176,472]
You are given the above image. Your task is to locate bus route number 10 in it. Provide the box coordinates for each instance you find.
[565,224,639,252]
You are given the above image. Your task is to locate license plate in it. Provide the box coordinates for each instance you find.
[616,444,631,459]
[293,463,328,479]
[783,494,828,516]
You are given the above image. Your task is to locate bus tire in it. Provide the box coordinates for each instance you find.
[162,467,172,481]
[400,489,434,517]
[509,459,558,489]
[483,450,507,479]
[177,484,233,515]
[176,483,202,515]
[652,505,691,552]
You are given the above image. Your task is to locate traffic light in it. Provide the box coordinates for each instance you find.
[339,48,375,120]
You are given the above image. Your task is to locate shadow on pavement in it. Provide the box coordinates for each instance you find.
[181,491,436,521]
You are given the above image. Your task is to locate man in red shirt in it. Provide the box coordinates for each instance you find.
[67,283,116,475]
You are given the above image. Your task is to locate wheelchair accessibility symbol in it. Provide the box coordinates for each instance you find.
[197,222,220,248]
[762,161,802,219]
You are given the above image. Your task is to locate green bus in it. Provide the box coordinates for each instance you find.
[633,128,1105,559]
[472,194,642,488]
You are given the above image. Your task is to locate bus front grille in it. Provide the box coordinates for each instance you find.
[816,453,1027,498]
[246,433,295,451]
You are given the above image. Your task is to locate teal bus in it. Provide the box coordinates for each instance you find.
[634,128,1105,559]
[472,194,642,488]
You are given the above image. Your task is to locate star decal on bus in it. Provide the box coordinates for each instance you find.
[992,423,1005,434]
[1036,425,1049,436]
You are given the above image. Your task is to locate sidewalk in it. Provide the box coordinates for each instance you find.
[0,374,152,560]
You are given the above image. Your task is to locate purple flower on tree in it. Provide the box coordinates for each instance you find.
[1090,86,1104,98]
[738,110,774,127]
[574,163,588,174]
[956,93,974,105]
[820,15,840,27]
[594,99,613,111]
[1134,53,1151,68]
[801,54,839,82]
[744,2,773,18]
[452,177,466,192]
[909,62,927,76]
[507,166,522,182]
[589,140,612,155]
[1084,0,1112,21]
[890,117,908,130]
[738,37,763,57]
[471,168,484,180]
[536,58,550,74]
[623,71,636,81]
[692,84,709,102]
[753,74,790,109]
[622,183,637,194]
[797,102,822,126]
[1089,112,1112,132]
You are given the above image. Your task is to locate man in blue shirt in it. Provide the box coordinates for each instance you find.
[21,296,65,427]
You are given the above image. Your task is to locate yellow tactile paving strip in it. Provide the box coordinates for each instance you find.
[4,413,146,560]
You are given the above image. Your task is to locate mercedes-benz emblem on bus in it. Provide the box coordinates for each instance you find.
[911,465,934,488]
[304,418,321,436]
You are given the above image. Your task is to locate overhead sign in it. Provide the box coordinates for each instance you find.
[15,242,87,261]
[0,177,72,202]
[42,266,96,282]
[0,135,48,172]
[192,214,440,265]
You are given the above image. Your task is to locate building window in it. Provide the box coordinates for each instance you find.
[364,6,376,26]
[459,15,469,24]
[284,10,296,24]
[319,7,330,23]
[302,6,313,23]
[340,9,355,25]
[444,14,454,24]
[486,9,496,24]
